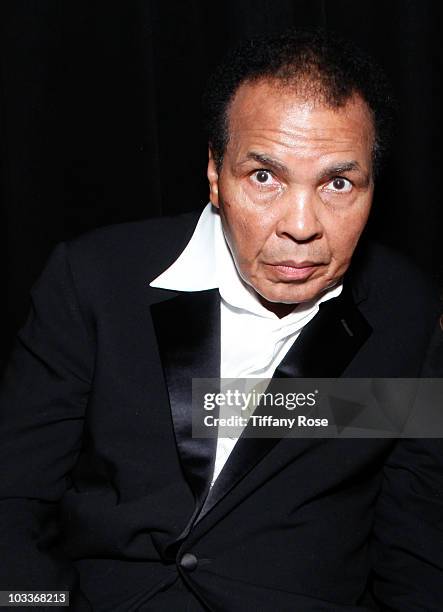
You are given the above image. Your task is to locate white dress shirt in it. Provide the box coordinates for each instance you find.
[150,203,342,486]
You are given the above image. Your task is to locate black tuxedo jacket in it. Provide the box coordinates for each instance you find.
[0,210,442,611]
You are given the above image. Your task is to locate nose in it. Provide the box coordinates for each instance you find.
[275,189,323,243]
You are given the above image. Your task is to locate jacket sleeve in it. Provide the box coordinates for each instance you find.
[370,439,443,609]
[370,317,443,610]
[0,243,94,610]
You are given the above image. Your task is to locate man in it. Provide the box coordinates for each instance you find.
[0,29,442,611]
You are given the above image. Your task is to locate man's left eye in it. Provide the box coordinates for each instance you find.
[324,177,353,193]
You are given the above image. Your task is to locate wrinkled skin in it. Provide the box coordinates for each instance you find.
[208,79,375,316]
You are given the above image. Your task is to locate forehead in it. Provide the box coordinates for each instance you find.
[225,79,375,164]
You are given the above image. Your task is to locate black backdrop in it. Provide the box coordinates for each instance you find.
[1,0,442,369]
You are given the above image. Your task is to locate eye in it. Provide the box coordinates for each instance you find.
[324,177,353,193]
[250,169,275,186]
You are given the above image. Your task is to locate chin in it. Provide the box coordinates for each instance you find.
[259,280,327,305]
[254,288,313,306]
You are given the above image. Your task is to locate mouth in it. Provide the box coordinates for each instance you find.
[266,261,323,281]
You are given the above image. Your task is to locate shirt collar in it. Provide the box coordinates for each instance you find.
[149,202,219,291]
[149,202,343,320]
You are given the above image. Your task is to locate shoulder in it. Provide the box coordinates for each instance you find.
[42,209,202,313]
[349,240,441,340]
[350,240,439,307]
[67,209,200,267]
[62,209,200,282]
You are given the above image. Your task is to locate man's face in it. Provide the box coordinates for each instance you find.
[208,79,375,309]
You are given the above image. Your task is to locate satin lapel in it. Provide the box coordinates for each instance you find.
[277,282,373,378]
[196,283,372,522]
[150,289,220,509]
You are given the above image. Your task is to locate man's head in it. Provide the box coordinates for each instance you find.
[203,30,395,312]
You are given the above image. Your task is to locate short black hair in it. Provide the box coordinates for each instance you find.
[203,29,396,175]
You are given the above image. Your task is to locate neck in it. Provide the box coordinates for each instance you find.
[257,294,297,318]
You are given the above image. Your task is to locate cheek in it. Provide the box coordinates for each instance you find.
[220,191,276,261]
[225,214,270,263]
[326,209,369,262]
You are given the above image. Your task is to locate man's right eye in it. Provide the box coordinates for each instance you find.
[251,169,274,185]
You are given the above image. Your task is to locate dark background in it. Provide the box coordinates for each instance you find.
[1,0,442,369]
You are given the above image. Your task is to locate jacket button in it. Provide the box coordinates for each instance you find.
[179,552,198,571]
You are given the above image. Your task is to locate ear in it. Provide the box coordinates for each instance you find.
[207,147,220,208]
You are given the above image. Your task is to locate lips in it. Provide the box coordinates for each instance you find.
[267,261,322,280]
[273,260,319,268]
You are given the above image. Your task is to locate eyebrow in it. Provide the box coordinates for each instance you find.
[238,152,289,176]
[317,161,366,180]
